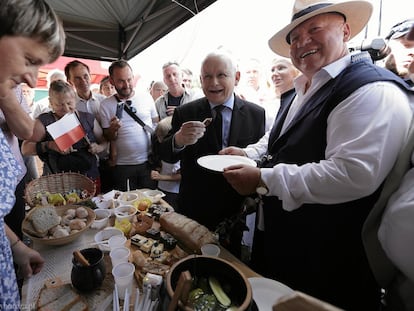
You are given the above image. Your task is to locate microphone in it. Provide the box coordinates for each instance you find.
[348,37,391,61]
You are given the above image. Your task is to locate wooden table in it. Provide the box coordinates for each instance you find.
[21,226,117,310]
[21,195,260,310]
[22,229,260,310]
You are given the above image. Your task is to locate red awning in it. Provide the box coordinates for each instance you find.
[36,56,110,89]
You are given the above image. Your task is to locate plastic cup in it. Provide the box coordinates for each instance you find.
[201,243,221,257]
[112,262,135,300]
[110,246,130,268]
[108,235,127,250]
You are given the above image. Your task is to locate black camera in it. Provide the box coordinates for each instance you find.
[348,37,391,61]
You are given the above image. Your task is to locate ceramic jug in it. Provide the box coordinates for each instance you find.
[71,247,106,292]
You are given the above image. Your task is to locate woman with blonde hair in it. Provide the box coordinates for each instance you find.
[270,56,300,98]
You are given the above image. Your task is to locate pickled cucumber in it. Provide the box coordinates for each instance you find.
[208,277,231,307]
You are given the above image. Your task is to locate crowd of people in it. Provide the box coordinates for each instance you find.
[1,0,414,310]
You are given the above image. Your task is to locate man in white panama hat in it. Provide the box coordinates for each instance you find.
[220,0,414,309]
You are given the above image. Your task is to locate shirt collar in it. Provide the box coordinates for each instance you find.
[208,93,235,110]
[76,92,99,102]
[294,52,370,94]
[321,51,371,79]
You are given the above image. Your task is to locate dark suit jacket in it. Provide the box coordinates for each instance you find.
[160,95,265,231]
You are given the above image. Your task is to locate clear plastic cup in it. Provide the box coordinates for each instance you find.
[201,243,221,257]
[110,246,130,268]
[112,262,135,300]
[108,235,127,250]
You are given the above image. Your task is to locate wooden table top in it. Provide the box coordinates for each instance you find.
[21,192,260,310]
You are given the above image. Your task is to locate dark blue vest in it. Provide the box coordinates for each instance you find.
[257,56,413,310]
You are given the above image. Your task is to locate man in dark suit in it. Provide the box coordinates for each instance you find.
[159,51,265,257]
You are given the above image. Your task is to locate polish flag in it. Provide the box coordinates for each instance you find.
[46,113,86,151]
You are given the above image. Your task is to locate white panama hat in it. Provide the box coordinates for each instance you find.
[268,0,373,57]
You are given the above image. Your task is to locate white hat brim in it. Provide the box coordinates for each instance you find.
[268,1,373,57]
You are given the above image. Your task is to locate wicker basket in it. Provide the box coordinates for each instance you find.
[22,205,95,246]
[25,172,96,207]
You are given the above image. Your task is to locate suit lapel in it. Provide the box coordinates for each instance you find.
[228,97,245,146]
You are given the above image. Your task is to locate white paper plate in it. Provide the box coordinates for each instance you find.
[248,277,294,311]
[197,155,257,172]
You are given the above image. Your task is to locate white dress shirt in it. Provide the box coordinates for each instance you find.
[244,53,413,212]
[76,92,106,123]
[209,94,234,148]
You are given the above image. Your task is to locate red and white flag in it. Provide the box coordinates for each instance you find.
[46,113,86,151]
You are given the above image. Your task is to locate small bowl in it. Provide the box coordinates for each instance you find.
[114,205,137,222]
[92,209,111,230]
[92,197,112,209]
[92,196,116,216]
[118,192,139,205]
[94,227,124,252]
[143,189,165,203]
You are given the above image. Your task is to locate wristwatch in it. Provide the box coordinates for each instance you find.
[256,178,269,196]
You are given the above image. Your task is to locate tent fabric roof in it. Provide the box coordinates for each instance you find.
[46,0,217,61]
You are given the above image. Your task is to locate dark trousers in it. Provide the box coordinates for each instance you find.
[99,159,114,194]
[161,190,178,210]
[249,228,266,276]
[113,162,156,191]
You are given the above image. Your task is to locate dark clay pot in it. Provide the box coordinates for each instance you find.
[166,255,252,310]
[71,247,106,293]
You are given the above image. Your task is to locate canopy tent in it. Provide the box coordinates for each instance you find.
[45,0,217,61]
[36,56,110,88]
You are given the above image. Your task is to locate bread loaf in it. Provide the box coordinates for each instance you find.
[37,284,73,309]
[37,283,89,311]
[29,207,60,235]
[38,288,80,311]
[67,299,88,311]
[159,212,217,252]
[23,221,48,238]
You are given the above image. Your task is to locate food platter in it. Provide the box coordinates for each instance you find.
[248,277,294,311]
[197,155,257,172]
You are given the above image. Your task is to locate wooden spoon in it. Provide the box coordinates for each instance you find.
[180,271,193,306]
[73,250,90,266]
[168,270,192,311]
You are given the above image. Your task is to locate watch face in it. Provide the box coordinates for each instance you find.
[256,186,268,196]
